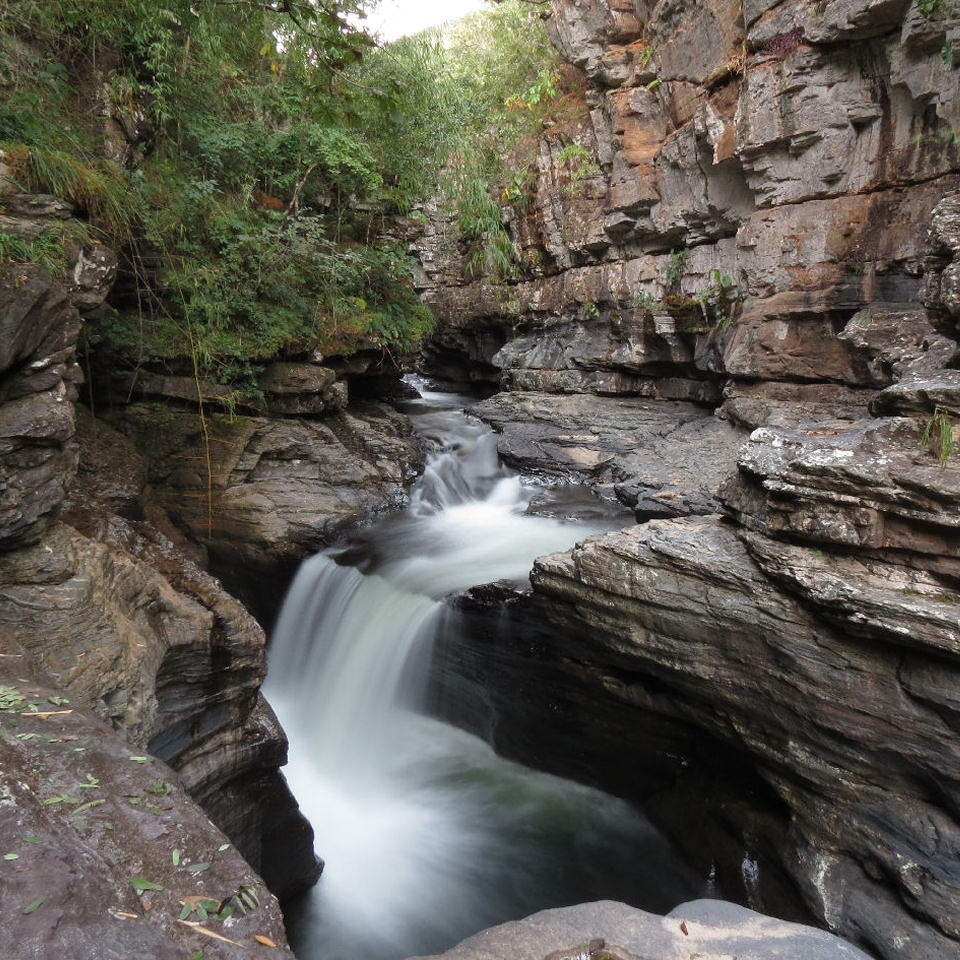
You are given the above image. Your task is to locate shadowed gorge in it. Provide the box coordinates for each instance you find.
[0,0,958,958]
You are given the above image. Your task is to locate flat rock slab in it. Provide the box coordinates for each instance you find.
[472,391,745,517]
[413,899,871,960]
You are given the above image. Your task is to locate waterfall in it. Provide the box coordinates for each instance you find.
[265,382,699,960]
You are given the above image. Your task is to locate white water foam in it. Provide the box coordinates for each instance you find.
[266,386,697,960]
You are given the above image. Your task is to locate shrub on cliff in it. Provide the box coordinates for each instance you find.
[0,0,433,395]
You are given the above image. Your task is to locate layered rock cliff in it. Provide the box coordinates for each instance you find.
[418,0,960,957]
[0,256,304,952]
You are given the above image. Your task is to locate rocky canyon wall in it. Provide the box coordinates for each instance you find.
[0,249,303,953]
[418,0,960,957]
[0,192,426,954]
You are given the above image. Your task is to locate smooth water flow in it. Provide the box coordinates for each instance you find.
[266,382,700,960]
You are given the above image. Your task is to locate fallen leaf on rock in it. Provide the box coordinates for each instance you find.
[177,920,242,946]
[254,934,277,947]
[22,896,45,914]
[679,920,688,935]
[129,876,164,895]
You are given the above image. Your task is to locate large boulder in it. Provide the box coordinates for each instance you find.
[416,899,871,960]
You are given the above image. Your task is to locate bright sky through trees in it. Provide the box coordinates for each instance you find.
[365,0,490,40]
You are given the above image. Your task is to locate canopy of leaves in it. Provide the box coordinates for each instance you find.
[0,0,557,394]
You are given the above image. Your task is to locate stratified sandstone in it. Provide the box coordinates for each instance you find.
[528,510,959,958]
[107,398,423,619]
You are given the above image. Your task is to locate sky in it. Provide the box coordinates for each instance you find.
[362,0,490,41]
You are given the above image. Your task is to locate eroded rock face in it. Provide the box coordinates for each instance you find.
[525,511,960,959]
[415,1,960,955]
[419,0,959,426]
[0,264,81,547]
[106,400,424,619]
[0,246,319,904]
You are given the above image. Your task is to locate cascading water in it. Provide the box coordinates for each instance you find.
[265,381,701,960]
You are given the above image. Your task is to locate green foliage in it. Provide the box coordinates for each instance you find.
[501,164,536,209]
[449,155,516,281]
[344,0,560,275]
[662,247,690,289]
[7,141,138,242]
[695,268,739,329]
[556,143,600,196]
[2,0,442,394]
[505,69,559,111]
[921,406,955,468]
[1,0,557,391]
[0,231,66,276]
[918,0,946,16]
[628,267,739,330]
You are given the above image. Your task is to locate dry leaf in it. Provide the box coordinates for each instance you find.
[177,920,242,946]
[180,895,222,908]
[254,934,278,947]
[679,920,689,935]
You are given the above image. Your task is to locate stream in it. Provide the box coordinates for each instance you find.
[264,381,703,960]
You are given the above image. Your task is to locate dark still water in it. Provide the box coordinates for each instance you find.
[264,381,703,960]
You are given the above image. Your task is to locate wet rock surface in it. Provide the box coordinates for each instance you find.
[414,899,872,960]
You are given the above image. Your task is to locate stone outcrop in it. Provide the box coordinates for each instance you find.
[525,503,959,958]
[0,637,295,959]
[0,228,319,905]
[415,0,960,956]
[418,0,960,421]
[472,391,744,518]
[0,263,82,548]
[105,398,423,619]
[417,899,872,960]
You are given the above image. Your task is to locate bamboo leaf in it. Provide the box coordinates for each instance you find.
[130,876,164,895]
